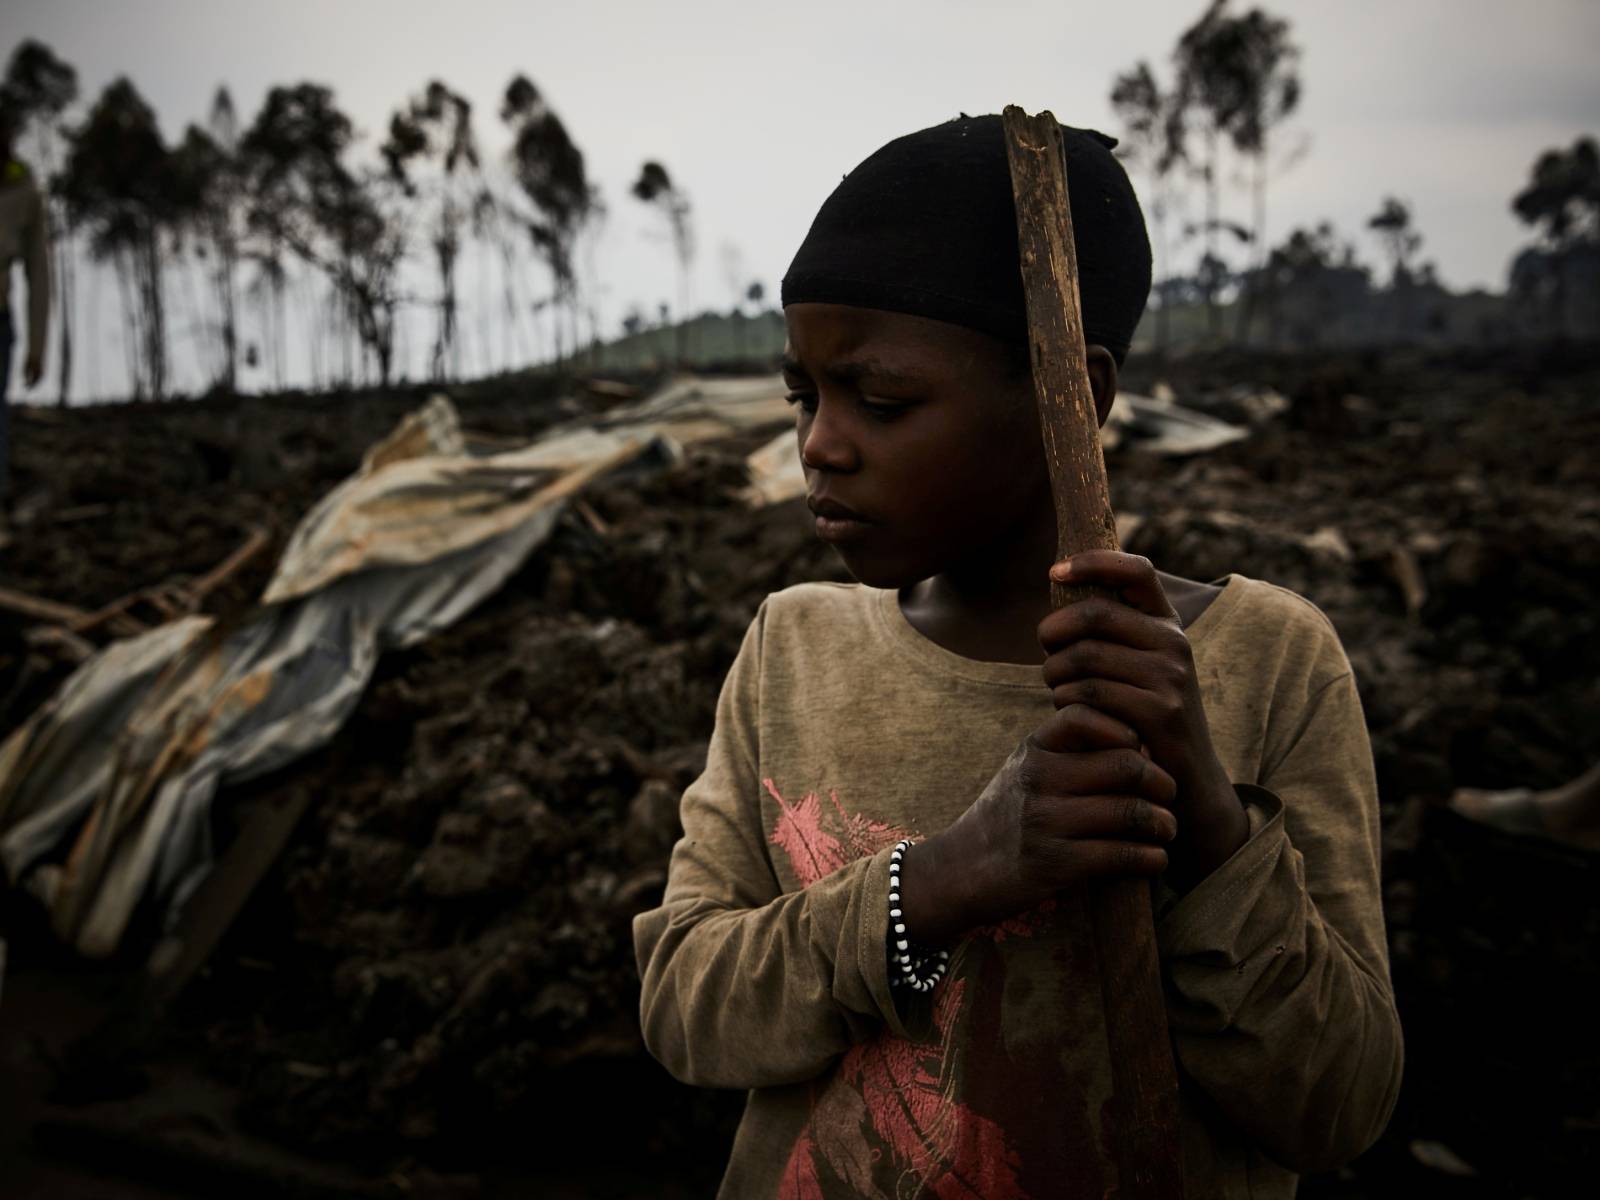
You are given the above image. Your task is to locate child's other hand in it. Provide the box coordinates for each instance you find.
[1039,550,1249,889]
[899,703,1180,944]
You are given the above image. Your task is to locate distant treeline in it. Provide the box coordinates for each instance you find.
[1112,0,1600,351]
[1,42,725,402]
[2,1,1597,403]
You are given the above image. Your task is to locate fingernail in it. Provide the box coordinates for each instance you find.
[1050,560,1071,581]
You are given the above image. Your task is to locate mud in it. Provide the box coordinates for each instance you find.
[2,346,1597,1196]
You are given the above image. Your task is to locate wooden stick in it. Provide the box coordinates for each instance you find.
[186,526,271,605]
[572,497,611,537]
[0,584,90,626]
[61,528,268,639]
[1003,105,1186,1199]
[0,583,147,639]
[66,591,153,638]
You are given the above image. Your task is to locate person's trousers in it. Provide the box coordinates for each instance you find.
[0,309,13,500]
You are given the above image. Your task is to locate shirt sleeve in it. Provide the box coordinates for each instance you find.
[1155,661,1404,1173]
[23,180,51,365]
[632,598,918,1091]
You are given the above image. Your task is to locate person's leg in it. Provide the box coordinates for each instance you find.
[0,308,13,503]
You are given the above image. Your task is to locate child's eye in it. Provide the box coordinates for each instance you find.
[861,397,912,421]
[784,392,817,412]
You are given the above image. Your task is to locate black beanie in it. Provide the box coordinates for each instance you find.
[781,114,1151,362]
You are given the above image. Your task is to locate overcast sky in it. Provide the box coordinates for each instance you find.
[9,0,1599,395]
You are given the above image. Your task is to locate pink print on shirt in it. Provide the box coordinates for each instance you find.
[763,779,1034,1199]
[764,778,907,886]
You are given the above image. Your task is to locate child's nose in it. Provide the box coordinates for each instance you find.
[799,398,860,473]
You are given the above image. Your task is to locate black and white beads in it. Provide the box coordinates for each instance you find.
[888,839,950,993]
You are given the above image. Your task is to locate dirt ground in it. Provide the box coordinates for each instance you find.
[1,346,1596,1197]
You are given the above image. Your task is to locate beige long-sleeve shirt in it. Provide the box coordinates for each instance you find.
[0,159,51,366]
[634,574,1403,1199]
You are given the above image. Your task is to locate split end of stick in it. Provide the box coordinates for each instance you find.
[1002,105,1060,154]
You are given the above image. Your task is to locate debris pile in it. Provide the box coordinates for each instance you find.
[2,348,1597,1194]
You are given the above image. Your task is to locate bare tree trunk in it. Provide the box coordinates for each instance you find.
[1205,127,1220,339]
[498,233,519,371]
[569,294,582,371]
[432,212,459,381]
[674,220,692,367]
[476,237,493,377]
[339,286,353,387]
[1234,155,1267,345]
[269,280,280,390]
[380,299,395,387]
[377,322,393,387]
[269,263,287,391]
[217,232,238,392]
[434,250,457,382]
[177,249,208,389]
[55,222,74,407]
[309,283,329,390]
[114,249,143,400]
[85,261,100,400]
[143,230,167,401]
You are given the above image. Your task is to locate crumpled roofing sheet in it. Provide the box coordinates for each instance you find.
[0,390,709,958]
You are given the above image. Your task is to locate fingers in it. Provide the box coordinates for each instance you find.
[1042,637,1181,693]
[1032,793,1178,844]
[1036,703,1141,752]
[1046,551,1179,621]
[1028,795,1176,886]
[1067,840,1170,879]
[1038,595,1186,656]
[1039,676,1187,747]
[1021,743,1178,807]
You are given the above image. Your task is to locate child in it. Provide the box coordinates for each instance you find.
[634,115,1401,1199]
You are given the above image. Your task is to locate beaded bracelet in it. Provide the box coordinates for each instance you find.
[888,839,950,993]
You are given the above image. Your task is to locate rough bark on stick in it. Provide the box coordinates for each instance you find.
[1003,104,1186,1199]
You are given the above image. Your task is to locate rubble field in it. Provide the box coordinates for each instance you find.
[2,346,1597,1198]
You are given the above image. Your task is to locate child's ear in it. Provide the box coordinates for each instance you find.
[1086,345,1119,429]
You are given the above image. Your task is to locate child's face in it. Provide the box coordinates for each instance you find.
[782,302,1056,589]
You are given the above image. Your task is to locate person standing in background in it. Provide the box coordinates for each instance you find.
[0,102,51,509]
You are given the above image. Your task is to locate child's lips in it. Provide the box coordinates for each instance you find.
[807,496,875,542]
[813,512,874,542]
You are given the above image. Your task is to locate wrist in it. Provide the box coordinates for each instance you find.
[895,831,970,947]
[1172,769,1250,890]
[887,841,952,994]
